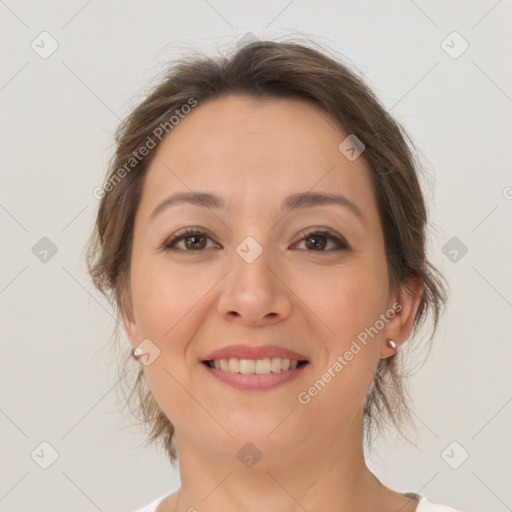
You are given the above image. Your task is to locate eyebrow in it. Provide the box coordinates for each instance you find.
[149,191,366,226]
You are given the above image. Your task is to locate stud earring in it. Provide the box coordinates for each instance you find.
[387,339,396,349]
[132,347,143,360]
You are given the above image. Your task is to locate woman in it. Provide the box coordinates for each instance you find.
[87,40,462,512]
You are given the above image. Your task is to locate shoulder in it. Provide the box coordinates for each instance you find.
[133,495,164,512]
[415,493,466,512]
[133,489,177,512]
[133,490,465,512]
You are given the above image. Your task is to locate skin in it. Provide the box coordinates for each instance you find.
[122,95,423,512]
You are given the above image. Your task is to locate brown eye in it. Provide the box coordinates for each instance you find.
[295,229,349,252]
[162,229,216,252]
[304,234,328,250]
[182,234,207,250]
[160,228,349,254]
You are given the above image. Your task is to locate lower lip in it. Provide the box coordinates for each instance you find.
[202,362,308,391]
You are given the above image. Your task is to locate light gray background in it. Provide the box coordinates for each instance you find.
[1,1,511,511]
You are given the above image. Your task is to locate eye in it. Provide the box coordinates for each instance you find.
[159,227,349,254]
[293,228,349,252]
[160,229,218,252]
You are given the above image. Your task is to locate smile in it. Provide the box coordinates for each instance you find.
[202,357,310,391]
[204,357,309,374]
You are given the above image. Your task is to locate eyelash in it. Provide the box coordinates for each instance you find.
[158,228,349,254]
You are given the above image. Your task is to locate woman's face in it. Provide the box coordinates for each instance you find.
[123,95,419,461]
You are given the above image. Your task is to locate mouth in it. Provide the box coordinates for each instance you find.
[200,344,310,390]
[202,357,310,374]
[201,357,310,391]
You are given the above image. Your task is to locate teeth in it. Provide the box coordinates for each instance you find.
[208,357,304,374]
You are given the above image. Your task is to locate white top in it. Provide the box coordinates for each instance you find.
[133,490,464,511]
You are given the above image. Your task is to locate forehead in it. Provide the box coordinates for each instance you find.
[139,94,377,221]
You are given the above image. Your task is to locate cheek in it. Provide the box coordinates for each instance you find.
[299,258,388,345]
[131,261,201,341]
[130,265,206,424]
[294,256,387,406]
[299,279,383,415]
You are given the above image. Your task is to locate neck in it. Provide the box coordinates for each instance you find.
[168,411,389,512]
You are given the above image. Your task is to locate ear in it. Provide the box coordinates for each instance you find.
[380,276,423,358]
[120,285,140,348]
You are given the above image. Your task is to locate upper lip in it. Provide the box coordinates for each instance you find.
[203,344,309,362]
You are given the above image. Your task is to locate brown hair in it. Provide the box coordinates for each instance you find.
[86,39,448,464]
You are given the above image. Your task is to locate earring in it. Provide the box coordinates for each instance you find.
[387,339,396,349]
[132,347,143,360]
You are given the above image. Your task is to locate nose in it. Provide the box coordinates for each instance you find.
[216,238,292,326]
